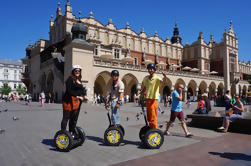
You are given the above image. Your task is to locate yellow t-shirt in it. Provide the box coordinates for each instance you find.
[142,75,161,99]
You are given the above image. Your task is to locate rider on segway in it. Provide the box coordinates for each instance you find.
[141,64,167,129]
[61,65,86,137]
[54,65,87,152]
[106,70,124,127]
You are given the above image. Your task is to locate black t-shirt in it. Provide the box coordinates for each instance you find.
[63,77,86,103]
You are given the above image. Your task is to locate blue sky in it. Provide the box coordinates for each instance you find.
[1,0,250,62]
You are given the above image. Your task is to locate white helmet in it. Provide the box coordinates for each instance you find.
[72,65,82,71]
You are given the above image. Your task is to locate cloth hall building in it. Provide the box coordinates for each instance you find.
[22,1,251,102]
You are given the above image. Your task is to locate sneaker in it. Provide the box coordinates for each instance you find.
[186,133,193,138]
[164,131,171,136]
[220,130,227,133]
[217,126,225,131]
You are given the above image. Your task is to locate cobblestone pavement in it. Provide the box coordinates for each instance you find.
[0,101,250,166]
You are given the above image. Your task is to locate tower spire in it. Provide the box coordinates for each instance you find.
[56,2,62,17]
[228,19,234,34]
[171,21,182,44]
[78,11,82,23]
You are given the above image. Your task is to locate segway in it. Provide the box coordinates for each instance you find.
[104,105,124,146]
[139,106,164,149]
[54,101,86,152]
[54,126,86,152]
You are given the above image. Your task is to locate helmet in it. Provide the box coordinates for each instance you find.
[111,70,119,76]
[147,63,156,71]
[72,65,82,71]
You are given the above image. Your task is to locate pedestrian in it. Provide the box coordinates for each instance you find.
[157,93,164,114]
[141,63,167,129]
[40,91,46,107]
[193,94,206,114]
[214,93,218,106]
[61,65,86,137]
[24,93,29,105]
[217,95,244,133]
[93,93,97,104]
[106,70,124,127]
[164,84,193,137]
[224,90,231,111]
[204,93,211,114]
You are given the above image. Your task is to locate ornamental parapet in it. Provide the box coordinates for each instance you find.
[93,57,223,81]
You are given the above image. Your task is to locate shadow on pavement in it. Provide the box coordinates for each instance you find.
[41,139,55,147]
[86,135,143,148]
[209,152,251,161]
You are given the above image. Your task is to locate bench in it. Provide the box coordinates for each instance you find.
[187,110,251,134]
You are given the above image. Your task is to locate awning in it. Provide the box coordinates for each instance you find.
[190,68,199,72]
[182,66,192,71]
[171,64,179,68]
[142,59,153,64]
[156,61,167,66]
[210,71,218,74]
[122,56,134,62]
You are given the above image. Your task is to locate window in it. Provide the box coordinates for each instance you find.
[14,74,17,80]
[19,70,22,73]
[14,84,16,89]
[4,69,8,73]
[24,66,28,73]
[134,58,138,65]
[4,75,8,80]
[114,49,120,59]
[207,63,210,71]
[94,46,98,55]
[14,70,17,73]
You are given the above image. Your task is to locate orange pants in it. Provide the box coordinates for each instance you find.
[146,99,158,129]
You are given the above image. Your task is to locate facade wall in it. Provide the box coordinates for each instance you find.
[22,2,251,102]
[0,60,25,93]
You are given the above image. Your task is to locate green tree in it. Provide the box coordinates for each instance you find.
[16,84,26,95]
[0,83,12,95]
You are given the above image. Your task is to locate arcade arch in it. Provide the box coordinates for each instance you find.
[94,71,111,96]
[198,81,207,95]
[187,80,197,97]
[217,83,224,96]
[40,73,46,91]
[161,77,172,98]
[122,73,138,102]
[46,70,54,93]
[208,82,217,99]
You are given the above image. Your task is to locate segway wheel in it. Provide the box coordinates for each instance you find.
[54,130,73,152]
[144,129,164,149]
[139,126,150,141]
[104,126,123,146]
[108,125,125,136]
[118,125,125,136]
[76,126,86,146]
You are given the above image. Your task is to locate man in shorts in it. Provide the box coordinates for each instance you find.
[164,83,193,137]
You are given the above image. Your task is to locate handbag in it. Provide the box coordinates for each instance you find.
[226,109,234,116]
[62,96,79,111]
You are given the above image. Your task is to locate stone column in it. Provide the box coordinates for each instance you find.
[183,86,187,102]
[196,87,199,101]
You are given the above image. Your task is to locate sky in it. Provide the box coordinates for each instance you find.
[0,0,250,62]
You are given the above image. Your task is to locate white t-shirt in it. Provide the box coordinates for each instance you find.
[110,79,124,100]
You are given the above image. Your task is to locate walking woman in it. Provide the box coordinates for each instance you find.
[61,65,86,137]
